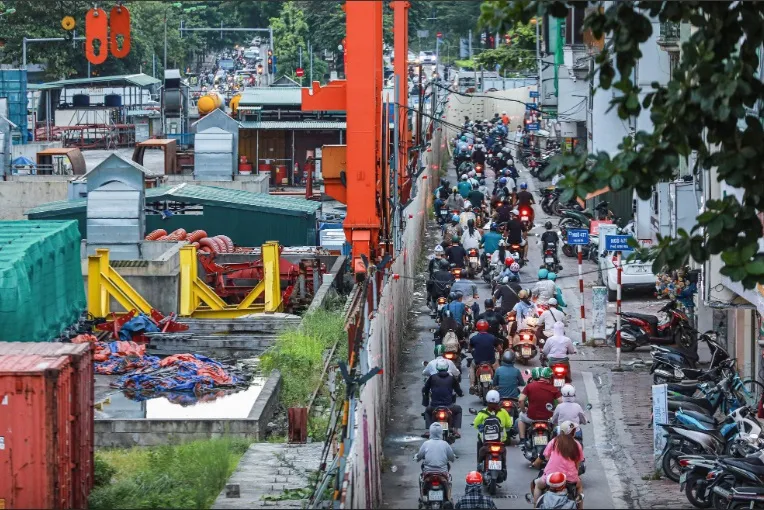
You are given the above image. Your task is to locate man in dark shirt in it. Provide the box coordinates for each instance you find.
[469,320,503,391]
[515,188,535,207]
[429,259,455,308]
[494,201,513,224]
[476,298,507,342]
[493,277,523,316]
[540,221,560,264]
[446,237,468,268]
[422,361,464,437]
[505,211,528,261]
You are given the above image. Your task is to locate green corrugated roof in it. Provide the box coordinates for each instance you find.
[34,73,161,91]
[238,121,346,130]
[27,183,321,218]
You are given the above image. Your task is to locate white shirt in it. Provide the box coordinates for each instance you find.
[539,308,566,332]
[514,130,523,142]
[423,356,460,378]
[459,211,477,230]
[462,229,482,250]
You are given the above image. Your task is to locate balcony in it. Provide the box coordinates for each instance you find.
[657,22,681,53]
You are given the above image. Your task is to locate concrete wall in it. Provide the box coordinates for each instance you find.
[94,370,281,447]
[164,173,269,194]
[443,86,536,132]
[0,176,74,219]
[11,140,63,160]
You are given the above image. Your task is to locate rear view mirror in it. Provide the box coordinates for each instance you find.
[586,403,593,411]
[469,408,478,415]
[545,403,554,412]
[524,369,531,376]
[422,361,428,367]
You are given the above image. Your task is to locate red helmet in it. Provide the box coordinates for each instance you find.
[547,472,567,489]
[476,319,490,332]
[505,256,515,266]
[466,471,483,485]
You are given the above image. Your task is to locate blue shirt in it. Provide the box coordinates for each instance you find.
[470,332,501,364]
[447,301,466,325]
[482,231,502,254]
[493,364,525,399]
[457,181,471,199]
[513,300,535,323]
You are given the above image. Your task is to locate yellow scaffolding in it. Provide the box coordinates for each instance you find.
[178,242,283,318]
[87,248,153,317]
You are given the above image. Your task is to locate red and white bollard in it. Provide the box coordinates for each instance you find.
[615,251,623,368]
[578,245,586,344]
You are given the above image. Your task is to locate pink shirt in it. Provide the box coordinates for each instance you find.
[543,438,584,483]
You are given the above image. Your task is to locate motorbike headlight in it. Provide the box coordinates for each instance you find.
[674,368,685,378]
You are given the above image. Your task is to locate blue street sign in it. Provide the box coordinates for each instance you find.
[525,102,538,111]
[605,235,634,252]
[566,229,590,246]
[529,91,539,98]
[526,123,539,131]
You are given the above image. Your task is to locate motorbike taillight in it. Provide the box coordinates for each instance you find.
[522,334,530,341]
[438,411,447,420]
[545,250,553,255]
[489,445,502,453]
[553,366,566,376]
[431,479,441,487]
[444,353,454,360]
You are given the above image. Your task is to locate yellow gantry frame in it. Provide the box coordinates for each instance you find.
[178,241,283,318]
[86,243,283,319]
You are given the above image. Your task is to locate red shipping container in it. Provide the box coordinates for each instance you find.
[0,355,75,509]
[0,343,94,508]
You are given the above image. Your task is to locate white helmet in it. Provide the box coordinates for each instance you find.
[561,384,576,397]
[434,245,444,254]
[486,390,500,404]
[461,174,468,180]
[501,111,507,115]
[501,276,509,284]
[468,170,476,177]
[548,298,558,306]
[464,200,472,209]
[510,262,520,272]
[498,240,506,247]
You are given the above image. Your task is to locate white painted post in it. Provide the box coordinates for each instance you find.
[653,384,668,471]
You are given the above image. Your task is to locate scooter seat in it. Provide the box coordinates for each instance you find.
[654,344,700,362]
[622,312,659,327]
[669,395,715,413]
[667,400,712,416]
[680,410,717,427]
[667,382,701,395]
[722,458,764,476]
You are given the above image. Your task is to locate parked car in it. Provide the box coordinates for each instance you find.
[419,51,437,64]
[601,252,655,300]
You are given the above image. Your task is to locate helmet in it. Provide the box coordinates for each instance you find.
[530,367,541,380]
[561,384,576,397]
[452,186,459,193]
[449,292,457,301]
[468,170,475,177]
[461,174,468,180]
[511,208,520,216]
[434,245,444,254]
[509,262,520,272]
[518,289,529,299]
[502,350,516,364]
[547,472,567,490]
[464,200,472,209]
[548,298,558,307]
[466,471,483,486]
[538,268,549,279]
[484,298,494,309]
[486,389,500,404]
[559,420,577,435]
[501,276,510,284]
[499,240,506,247]
[476,319,490,332]
[499,177,508,185]
[451,214,460,222]
[490,223,498,232]
[545,221,553,230]
[461,136,467,142]
[548,272,557,281]
[435,359,449,372]
[501,111,507,115]
[520,182,528,190]
[439,259,451,271]
[451,235,460,243]
[505,257,514,266]
[540,367,553,380]
[434,344,446,357]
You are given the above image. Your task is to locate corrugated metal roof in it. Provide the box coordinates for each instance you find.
[238,121,346,130]
[238,88,302,106]
[34,73,161,90]
[27,183,321,217]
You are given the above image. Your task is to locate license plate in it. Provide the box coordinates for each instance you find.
[437,304,444,311]
[533,435,549,446]
[480,373,492,383]
[633,265,649,273]
[428,490,443,502]
[522,347,532,357]
[713,487,731,499]
[545,257,555,263]
[554,378,564,387]
[488,460,502,470]
[439,421,448,431]
[470,257,478,263]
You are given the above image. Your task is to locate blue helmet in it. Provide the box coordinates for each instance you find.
[499,177,507,185]
[461,135,467,142]
[490,222,498,232]
[451,214,460,222]
[520,182,528,190]
[538,268,549,279]
[548,272,558,281]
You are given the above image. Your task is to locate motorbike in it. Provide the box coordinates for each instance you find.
[518,204,534,231]
[433,296,448,322]
[508,242,525,268]
[481,441,507,495]
[542,241,562,273]
[474,163,485,181]
[513,327,538,364]
[501,398,520,426]
[466,248,480,279]
[475,362,495,404]
[678,454,721,508]
[433,406,457,445]
[437,206,450,225]
[609,300,698,352]
[417,468,452,510]
[443,350,461,371]
[705,455,764,509]
[539,187,561,215]
[522,420,554,462]
[551,362,571,388]
[651,331,729,374]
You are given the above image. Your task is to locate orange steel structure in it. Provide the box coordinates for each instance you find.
[393,1,412,205]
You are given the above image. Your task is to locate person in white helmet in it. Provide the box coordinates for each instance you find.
[459,202,477,230]
[538,298,566,337]
[551,384,587,432]
[473,389,513,475]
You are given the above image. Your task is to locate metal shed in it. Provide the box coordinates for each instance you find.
[192,108,239,173]
[194,127,234,181]
[26,182,322,247]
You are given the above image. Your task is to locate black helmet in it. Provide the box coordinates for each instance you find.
[449,292,457,301]
[484,298,494,309]
[502,350,516,364]
[455,290,464,300]
[439,259,451,271]
[545,221,553,230]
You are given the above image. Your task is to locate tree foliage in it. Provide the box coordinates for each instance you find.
[474,21,537,73]
[481,0,764,289]
[270,1,310,80]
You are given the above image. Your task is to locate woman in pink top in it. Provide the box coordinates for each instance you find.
[532,421,585,507]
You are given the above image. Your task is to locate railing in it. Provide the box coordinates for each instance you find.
[658,22,681,47]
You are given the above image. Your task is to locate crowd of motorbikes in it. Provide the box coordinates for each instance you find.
[415,116,590,509]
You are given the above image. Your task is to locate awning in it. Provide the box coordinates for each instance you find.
[238,121,347,130]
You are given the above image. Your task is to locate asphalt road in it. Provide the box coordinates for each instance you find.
[381,153,619,508]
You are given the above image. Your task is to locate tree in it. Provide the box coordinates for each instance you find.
[270,1,309,79]
[474,21,537,74]
[480,0,764,289]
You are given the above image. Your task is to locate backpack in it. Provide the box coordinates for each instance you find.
[442,330,460,353]
[479,411,503,442]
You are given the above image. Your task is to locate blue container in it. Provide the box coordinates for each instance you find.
[104,94,122,107]
[0,69,28,145]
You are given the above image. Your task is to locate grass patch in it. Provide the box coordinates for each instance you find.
[89,438,251,509]
[260,308,346,409]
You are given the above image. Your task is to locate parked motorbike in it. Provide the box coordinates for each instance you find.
[609,300,698,352]
[705,454,764,509]
[678,454,720,508]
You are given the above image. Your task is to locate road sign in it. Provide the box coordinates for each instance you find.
[296,67,304,77]
[566,229,590,246]
[605,234,634,252]
[525,102,538,111]
[526,123,539,131]
[437,32,443,39]
[589,219,612,235]
[529,91,539,98]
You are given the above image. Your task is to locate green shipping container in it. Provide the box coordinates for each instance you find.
[0,221,86,341]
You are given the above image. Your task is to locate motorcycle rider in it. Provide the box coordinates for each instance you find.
[498,260,521,283]
[428,259,455,309]
[494,199,514,226]
[548,272,567,309]
[455,471,498,509]
[445,187,465,211]
[512,289,536,332]
[424,344,461,379]
[476,299,507,341]
[415,422,455,502]
[534,472,578,510]
[494,276,524,316]
[468,182,486,209]
[551,384,588,431]
[459,202,477,230]
[473,390,513,476]
[532,421,584,507]
[538,298,566,340]
[447,291,468,329]
[541,221,561,266]
[451,271,480,317]
[468,320,503,392]
[533,268,557,303]
[506,209,529,262]
[422,360,463,438]
[446,236,468,269]
[493,350,526,399]
[481,223,503,269]
[543,322,577,376]
[462,219,482,253]
[444,216,464,247]
[428,245,447,278]
[472,140,486,166]
[518,367,562,441]
[458,174,472,199]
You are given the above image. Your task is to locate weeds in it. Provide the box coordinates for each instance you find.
[89,438,250,509]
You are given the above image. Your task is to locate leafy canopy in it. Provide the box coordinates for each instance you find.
[481,0,764,289]
[474,21,537,74]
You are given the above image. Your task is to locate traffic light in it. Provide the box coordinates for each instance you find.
[504,33,511,45]
[267,56,273,72]
[267,48,273,57]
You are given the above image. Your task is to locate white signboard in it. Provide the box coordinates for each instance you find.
[652,384,669,470]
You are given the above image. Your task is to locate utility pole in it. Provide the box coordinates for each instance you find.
[536,16,541,96]
[468,29,473,58]
[309,41,313,82]
[164,13,168,71]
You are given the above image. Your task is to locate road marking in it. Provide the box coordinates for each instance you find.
[583,371,629,509]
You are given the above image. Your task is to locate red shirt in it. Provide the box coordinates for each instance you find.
[522,381,562,420]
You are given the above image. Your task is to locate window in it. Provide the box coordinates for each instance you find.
[564,4,586,45]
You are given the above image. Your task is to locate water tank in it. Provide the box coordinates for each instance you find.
[104,94,122,107]
[197,91,225,116]
[72,94,90,107]
[229,93,242,117]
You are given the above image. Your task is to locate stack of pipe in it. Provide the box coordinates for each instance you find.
[144,229,235,253]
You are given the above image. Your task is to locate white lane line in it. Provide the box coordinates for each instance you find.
[582,371,629,509]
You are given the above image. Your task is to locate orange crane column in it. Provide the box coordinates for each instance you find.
[393,1,411,203]
[345,0,384,274]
